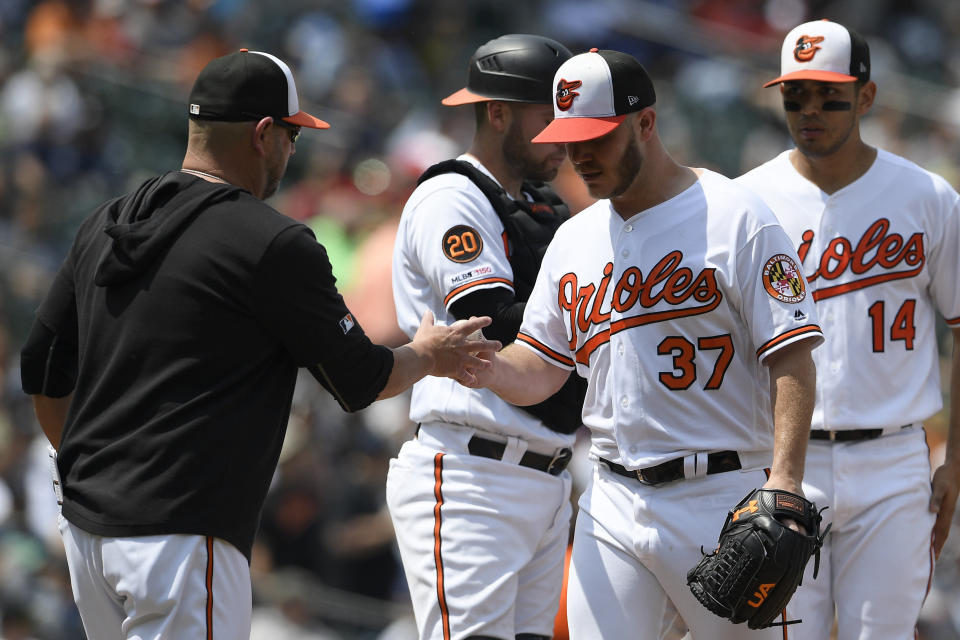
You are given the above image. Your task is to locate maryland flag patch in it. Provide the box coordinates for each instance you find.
[762,254,806,303]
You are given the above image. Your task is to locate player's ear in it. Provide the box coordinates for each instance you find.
[634,107,656,142]
[856,81,877,116]
[252,117,272,156]
[486,101,511,133]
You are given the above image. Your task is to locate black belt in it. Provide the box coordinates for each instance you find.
[467,435,572,476]
[810,425,911,442]
[600,451,741,486]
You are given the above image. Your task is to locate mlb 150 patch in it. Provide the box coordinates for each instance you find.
[442,225,483,263]
[449,264,494,286]
[762,254,806,303]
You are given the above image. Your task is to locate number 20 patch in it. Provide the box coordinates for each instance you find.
[442,225,484,263]
[762,254,806,303]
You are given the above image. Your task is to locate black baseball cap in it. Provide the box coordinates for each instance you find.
[188,49,329,129]
[764,19,870,87]
[532,48,656,143]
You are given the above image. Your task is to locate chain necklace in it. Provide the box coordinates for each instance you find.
[181,168,228,183]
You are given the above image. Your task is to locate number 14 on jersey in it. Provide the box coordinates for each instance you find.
[867,299,916,352]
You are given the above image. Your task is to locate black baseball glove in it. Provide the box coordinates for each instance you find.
[686,488,829,630]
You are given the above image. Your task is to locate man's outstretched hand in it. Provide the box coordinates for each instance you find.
[412,311,501,385]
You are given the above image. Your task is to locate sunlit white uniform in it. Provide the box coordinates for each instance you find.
[388,154,574,639]
[517,169,823,639]
[738,149,960,640]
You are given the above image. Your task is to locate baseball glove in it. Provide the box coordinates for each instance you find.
[686,488,829,630]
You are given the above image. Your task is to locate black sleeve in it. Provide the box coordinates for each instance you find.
[448,287,525,346]
[254,226,393,412]
[21,257,79,397]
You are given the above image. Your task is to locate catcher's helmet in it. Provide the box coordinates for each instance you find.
[442,34,572,106]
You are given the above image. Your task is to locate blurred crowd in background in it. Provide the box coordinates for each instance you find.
[0,0,959,638]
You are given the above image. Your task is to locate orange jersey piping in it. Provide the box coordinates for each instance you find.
[516,333,575,367]
[755,325,823,360]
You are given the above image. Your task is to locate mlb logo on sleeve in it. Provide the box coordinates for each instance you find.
[339,313,356,334]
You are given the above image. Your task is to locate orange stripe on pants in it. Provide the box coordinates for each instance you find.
[433,453,451,640]
[205,536,214,640]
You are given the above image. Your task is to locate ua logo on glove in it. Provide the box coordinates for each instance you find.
[686,488,830,629]
[732,499,759,521]
[748,583,776,608]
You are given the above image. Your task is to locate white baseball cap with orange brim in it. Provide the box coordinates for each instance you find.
[764,19,870,88]
[532,48,656,144]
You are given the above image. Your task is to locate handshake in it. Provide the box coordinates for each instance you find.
[411,312,567,409]
[410,312,500,387]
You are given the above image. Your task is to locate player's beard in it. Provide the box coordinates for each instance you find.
[262,144,290,199]
[263,172,281,199]
[502,117,561,183]
[604,134,644,199]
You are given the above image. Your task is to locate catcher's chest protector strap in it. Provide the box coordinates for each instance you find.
[418,159,585,435]
[417,159,570,301]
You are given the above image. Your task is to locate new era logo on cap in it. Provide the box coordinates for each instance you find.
[764,19,870,87]
[532,48,656,144]
[189,49,330,129]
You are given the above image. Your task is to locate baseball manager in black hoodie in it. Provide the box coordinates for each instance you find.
[19,49,497,640]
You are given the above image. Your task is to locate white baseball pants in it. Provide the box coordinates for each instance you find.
[387,425,572,639]
[786,425,935,639]
[59,518,251,640]
[567,464,794,639]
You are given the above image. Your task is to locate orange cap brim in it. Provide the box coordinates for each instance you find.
[531,115,626,144]
[285,111,330,129]
[763,70,859,88]
[441,87,492,106]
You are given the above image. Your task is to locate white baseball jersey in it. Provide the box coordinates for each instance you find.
[737,149,960,430]
[517,169,823,468]
[392,153,575,452]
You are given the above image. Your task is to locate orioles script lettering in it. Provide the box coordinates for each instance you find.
[796,218,924,301]
[558,250,722,353]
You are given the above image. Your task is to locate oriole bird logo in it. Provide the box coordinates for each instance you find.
[556,78,582,111]
[794,35,825,62]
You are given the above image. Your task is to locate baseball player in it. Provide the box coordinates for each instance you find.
[387,34,583,640]
[465,47,825,639]
[18,50,498,640]
[737,19,960,639]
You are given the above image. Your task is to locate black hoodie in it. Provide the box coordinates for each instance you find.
[21,171,392,560]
